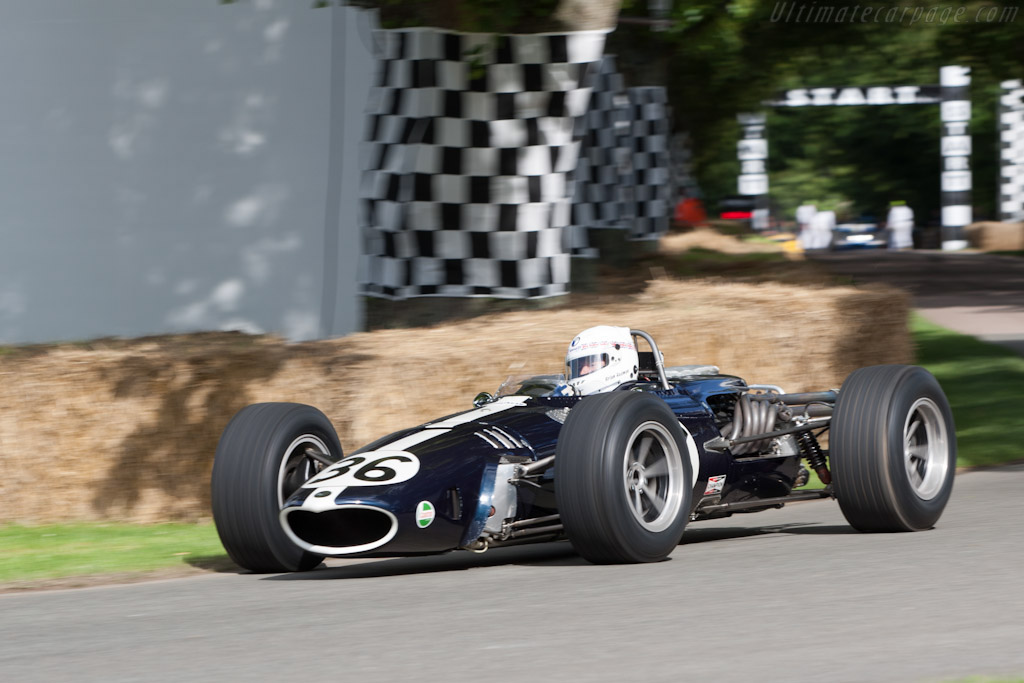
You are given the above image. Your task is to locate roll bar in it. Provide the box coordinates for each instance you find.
[630,329,671,390]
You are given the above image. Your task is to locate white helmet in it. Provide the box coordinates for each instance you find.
[565,326,639,396]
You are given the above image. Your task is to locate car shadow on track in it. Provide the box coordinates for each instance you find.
[257,523,855,582]
[681,522,855,545]
[261,542,586,581]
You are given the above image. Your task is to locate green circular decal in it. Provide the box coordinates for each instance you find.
[415,501,435,528]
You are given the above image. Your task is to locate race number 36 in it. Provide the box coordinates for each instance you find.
[304,450,421,488]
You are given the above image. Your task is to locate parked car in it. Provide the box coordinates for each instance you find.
[717,195,755,222]
[831,222,888,249]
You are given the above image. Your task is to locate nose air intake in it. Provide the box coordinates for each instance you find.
[283,506,397,555]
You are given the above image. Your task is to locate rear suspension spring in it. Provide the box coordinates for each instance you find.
[796,430,831,485]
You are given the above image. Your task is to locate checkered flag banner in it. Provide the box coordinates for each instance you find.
[568,61,673,252]
[568,56,630,257]
[670,132,701,203]
[623,86,672,240]
[359,27,607,300]
[1000,79,1024,223]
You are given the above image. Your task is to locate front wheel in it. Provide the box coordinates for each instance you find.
[831,365,956,532]
[555,391,694,564]
[211,403,342,572]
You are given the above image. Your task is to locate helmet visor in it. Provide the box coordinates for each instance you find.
[568,353,609,380]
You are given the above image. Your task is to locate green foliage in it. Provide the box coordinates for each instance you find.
[609,0,1023,222]
[370,0,568,32]
[226,0,617,31]
[463,42,487,80]
[453,0,563,34]
[767,103,942,221]
[768,158,857,219]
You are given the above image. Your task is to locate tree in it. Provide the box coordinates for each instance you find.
[224,0,623,32]
[609,0,1024,221]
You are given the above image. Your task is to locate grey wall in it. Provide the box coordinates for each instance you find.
[0,0,373,344]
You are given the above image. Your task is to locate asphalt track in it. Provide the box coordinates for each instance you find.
[810,250,1024,355]
[2,464,1023,683]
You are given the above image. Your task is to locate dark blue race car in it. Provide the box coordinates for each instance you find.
[211,329,957,572]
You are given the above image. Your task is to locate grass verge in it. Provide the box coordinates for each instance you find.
[667,247,789,276]
[911,312,1024,467]
[0,523,228,586]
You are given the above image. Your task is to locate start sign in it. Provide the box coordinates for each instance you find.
[737,65,976,249]
[770,85,942,107]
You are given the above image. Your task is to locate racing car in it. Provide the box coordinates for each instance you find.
[211,326,957,572]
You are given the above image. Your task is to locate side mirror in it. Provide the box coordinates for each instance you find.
[473,392,494,407]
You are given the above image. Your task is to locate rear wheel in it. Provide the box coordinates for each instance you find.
[555,392,693,563]
[831,365,956,532]
[211,403,342,572]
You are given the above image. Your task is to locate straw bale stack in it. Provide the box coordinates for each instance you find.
[0,278,910,523]
[660,229,786,255]
[964,221,1024,251]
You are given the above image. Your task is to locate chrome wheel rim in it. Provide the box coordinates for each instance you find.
[277,435,331,507]
[622,421,685,532]
[903,398,949,500]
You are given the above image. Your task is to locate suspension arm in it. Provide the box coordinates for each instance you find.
[705,417,832,452]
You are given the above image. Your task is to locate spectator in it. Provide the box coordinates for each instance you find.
[796,201,817,249]
[886,200,915,249]
[808,207,836,250]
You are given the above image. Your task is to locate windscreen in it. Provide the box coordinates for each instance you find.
[495,374,567,397]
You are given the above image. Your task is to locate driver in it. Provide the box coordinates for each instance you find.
[563,326,639,395]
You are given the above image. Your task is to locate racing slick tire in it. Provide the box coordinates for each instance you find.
[555,391,693,564]
[831,365,956,532]
[211,403,342,573]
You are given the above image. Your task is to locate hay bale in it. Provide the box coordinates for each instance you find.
[659,229,787,255]
[964,221,1024,251]
[0,279,910,524]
